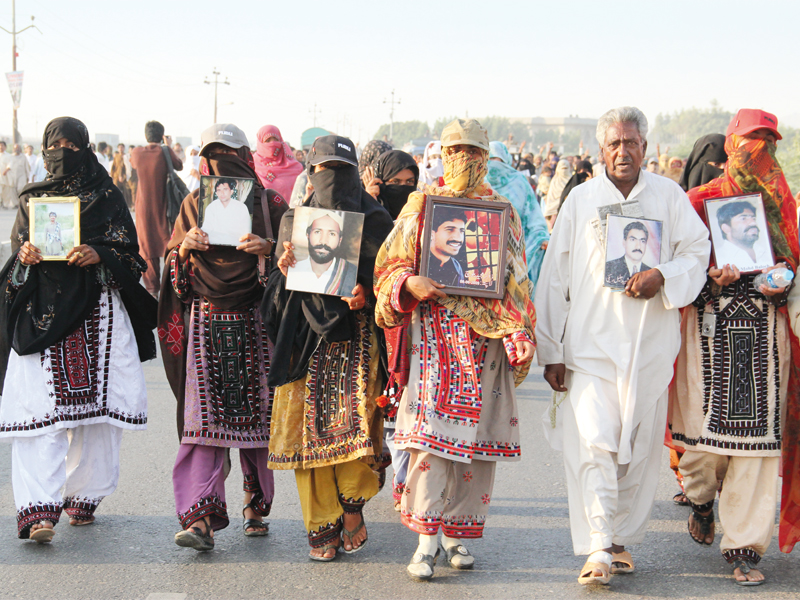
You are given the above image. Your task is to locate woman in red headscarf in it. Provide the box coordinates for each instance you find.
[668,109,800,585]
[253,125,303,201]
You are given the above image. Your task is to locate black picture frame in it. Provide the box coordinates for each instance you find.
[419,195,510,300]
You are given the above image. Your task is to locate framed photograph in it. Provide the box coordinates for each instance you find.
[703,193,774,274]
[28,197,80,260]
[197,175,255,246]
[419,195,511,300]
[285,206,365,297]
[604,215,663,290]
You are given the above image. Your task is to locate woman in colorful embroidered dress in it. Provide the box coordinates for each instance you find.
[669,109,800,585]
[0,117,157,543]
[374,119,537,581]
[158,123,288,551]
[253,125,304,201]
[263,135,393,561]
[486,141,550,292]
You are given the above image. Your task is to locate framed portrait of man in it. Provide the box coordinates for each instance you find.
[419,195,511,300]
[285,206,365,297]
[197,175,255,246]
[603,215,663,290]
[703,193,774,274]
[28,197,81,260]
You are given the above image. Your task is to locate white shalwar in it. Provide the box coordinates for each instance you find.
[535,169,710,555]
[0,287,147,538]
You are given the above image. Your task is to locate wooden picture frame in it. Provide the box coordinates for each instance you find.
[703,192,775,274]
[28,196,81,261]
[419,195,510,300]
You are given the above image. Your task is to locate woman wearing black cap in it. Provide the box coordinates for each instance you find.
[0,116,158,543]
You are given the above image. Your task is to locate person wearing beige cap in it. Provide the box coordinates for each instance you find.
[374,118,536,581]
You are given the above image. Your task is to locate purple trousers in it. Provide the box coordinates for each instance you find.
[173,443,274,531]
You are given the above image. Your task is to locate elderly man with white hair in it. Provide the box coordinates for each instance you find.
[534,106,711,585]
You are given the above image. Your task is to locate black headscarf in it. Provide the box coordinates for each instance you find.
[372,150,419,219]
[358,139,392,179]
[262,136,394,387]
[0,117,157,392]
[680,133,727,192]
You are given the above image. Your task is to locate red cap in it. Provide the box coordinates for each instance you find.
[726,108,782,140]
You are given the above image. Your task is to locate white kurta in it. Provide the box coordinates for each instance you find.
[536,169,710,463]
[535,169,710,554]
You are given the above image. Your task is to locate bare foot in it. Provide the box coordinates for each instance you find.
[689,511,714,544]
[342,512,367,552]
[309,540,339,560]
[735,566,764,584]
[30,520,54,533]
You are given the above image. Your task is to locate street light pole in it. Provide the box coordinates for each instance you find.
[204,68,229,123]
[383,90,400,143]
[0,1,39,145]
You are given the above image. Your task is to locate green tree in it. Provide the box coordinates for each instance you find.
[777,127,800,192]
[371,120,430,148]
[652,104,733,156]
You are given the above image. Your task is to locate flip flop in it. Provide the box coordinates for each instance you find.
[341,515,367,554]
[30,526,55,544]
[309,542,339,562]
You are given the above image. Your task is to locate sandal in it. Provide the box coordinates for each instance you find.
[174,520,214,551]
[341,515,368,554]
[242,502,269,537]
[611,550,634,574]
[444,544,474,570]
[29,523,55,544]
[673,492,690,506]
[688,509,714,545]
[309,542,339,562]
[732,559,764,586]
[407,549,440,581]
[578,551,611,585]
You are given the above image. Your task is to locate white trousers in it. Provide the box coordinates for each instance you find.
[12,423,123,538]
[562,376,666,555]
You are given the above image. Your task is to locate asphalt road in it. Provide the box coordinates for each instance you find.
[0,207,799,600]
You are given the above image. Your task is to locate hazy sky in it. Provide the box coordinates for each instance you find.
[0,0,798,148]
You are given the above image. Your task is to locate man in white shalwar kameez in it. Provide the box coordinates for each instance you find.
[534,106,710,585]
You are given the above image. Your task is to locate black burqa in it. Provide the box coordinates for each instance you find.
[262,139,394,387]
[372,150,419,219]
[679,134,728,192]
[0,117,157,393]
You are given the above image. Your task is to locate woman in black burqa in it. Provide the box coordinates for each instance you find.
[0,116,157,543]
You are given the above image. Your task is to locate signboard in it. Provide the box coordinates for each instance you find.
[6,71,23,109]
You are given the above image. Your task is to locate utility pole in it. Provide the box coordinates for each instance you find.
[0,1,40,145]
[383,90,400,143]
[309,102,321,127]
[204,68,229,123]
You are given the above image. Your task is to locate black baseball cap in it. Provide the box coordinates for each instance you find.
[307,135,358,167]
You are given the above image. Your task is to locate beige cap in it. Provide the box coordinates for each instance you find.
[307,208,344,231]
[440,118,490,152]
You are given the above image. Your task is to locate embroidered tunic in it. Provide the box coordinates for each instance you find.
[394,302,521,462]
[669,276,790,457]
[166,252,273,449]
[267,309,383,469]
[0,284,147,437]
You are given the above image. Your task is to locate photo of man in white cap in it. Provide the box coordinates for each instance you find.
[287,207,359,295]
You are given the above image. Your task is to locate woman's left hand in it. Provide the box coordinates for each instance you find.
[66,245,100,267]
[237,233,271,255]
[342,283,366,311]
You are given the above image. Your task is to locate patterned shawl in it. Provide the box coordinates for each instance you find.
[687,134,800,553]
[487,141,549,290]
[374,146,536,386]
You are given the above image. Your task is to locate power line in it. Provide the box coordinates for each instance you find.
[204,69,229,123]
[383,89,400,143]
